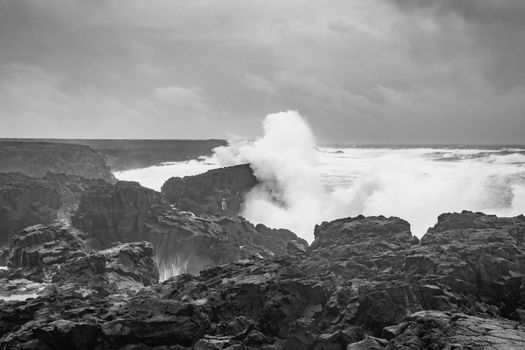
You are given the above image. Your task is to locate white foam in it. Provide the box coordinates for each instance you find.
[115,112,525,242]
[0,293,39,302]
[114,157,220,191]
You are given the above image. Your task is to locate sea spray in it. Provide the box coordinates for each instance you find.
[214,111,325,242]
[115,111,525,242]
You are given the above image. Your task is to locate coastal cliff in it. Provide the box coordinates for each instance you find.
[161,164,257,216]
[0,141,115,183]
[0,172,107,244]
[71,180,303,279]
[1,139,227,171]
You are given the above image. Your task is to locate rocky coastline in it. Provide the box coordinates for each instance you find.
[0,141,524,349]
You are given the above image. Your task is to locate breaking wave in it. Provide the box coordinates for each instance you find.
[116,111,525,242]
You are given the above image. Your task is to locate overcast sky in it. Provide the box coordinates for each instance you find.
[0,0,524,143]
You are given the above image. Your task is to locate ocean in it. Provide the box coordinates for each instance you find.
[115,145,525,242]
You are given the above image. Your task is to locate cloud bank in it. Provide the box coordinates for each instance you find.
[1,0,524,143]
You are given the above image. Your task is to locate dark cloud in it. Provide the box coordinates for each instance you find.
[0,0,524,143]
[387,0,525,89]
[388,0,525,25]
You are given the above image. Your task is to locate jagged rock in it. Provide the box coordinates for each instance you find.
[2,212,525,349]
[43,173,109,220]
[386,310,525,349]
[71,180,162,247]
[72,180,305,279]
[52,241,159,289]
[0,172,110,245]
[347,337,387,350]
[403,211,525,319]
[5,222,158,290]
[0,141,115,183]
[0,173,62,245]
[286,239,308,258]
[7,222,88,281]
[0,246,8,265]
[161,164,257,216]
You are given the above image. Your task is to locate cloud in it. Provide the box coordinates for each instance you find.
[0,63,219,138]
[154,86,206,111]
[0,0,524,143]
[244,74,275,94]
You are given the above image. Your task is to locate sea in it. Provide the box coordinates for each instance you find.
[115,145,525,242]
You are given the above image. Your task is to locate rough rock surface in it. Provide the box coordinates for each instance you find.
[0,141,115,182]
[5,222,158,289]
[386,310,525,350]
[1,211,524,349]
[0,172,109,244]
[0,173,62,245]
[161,164,257,216]
[72,180,304,279]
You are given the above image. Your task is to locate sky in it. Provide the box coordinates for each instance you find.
[0,0,524,144]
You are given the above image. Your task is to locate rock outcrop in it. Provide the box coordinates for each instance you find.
[2,211,524,349]
[16,138,227,171]
[4,222,158,289]
[0,141,115,183]
[161,164,257,216]
[0,172,109,245]
[0,173,62,245]
[72,180,305,279]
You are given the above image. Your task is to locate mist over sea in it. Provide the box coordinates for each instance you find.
[115,112,525,242]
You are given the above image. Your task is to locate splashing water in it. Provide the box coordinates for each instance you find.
[157,255,190,282]
[115,111,525,242]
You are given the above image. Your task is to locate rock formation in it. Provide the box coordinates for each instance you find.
[12,138,227,171]
[0,172,109,245]
[161,164,257,216]
[1,211,524,349]
[72,180,304,279]
[0,141,115,183]
[0,173,62,245]
[4,222,158,289]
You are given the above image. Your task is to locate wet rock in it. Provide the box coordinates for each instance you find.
[161,164,257,216]
[386,311,525,349]
[72,180,305,278]
[0,172,110,245]
[405,211,525,319]
[6,222,158,289]
[347,337,387,350]
[102,299,210,348]
[0,173,62,245]
[7,222,88,281]
[2,211,525,349]
[52,241,159,290]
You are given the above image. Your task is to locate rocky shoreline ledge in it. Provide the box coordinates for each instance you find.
[0,211,523,349]
[0,142,524,349]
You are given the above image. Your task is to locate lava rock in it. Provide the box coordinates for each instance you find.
[72,180,305,279]
[0,173,62,245]
[161,164,257,216]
